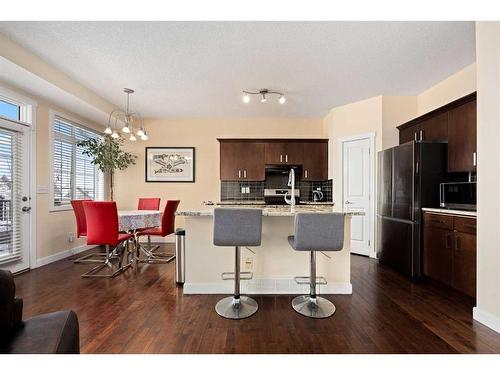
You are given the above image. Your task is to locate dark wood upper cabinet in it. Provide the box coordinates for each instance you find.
[399,124,420,144]
[219,139,328,181]
[265,142,303,165]
[420,112,448,142]
[397,93,477,173]
[448,100,477,172]
[302,142,328,181]
[219,141,265,181]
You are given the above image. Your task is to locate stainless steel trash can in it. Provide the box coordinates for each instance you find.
[175,228,185,284]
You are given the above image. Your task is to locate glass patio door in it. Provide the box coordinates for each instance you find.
[0,117,31,273]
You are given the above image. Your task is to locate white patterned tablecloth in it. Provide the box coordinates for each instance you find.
[118,210,162,232]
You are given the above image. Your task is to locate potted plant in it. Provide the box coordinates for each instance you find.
[77,136,137,201]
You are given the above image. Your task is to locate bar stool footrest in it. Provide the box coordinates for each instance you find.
[221,271,253,281]
[294,276,327,285]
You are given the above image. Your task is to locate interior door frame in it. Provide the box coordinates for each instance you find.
[337,132,376,258]
[0,84,37,272]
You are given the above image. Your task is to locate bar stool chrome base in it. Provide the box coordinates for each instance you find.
[215,296,258,320]
[291,295,336,319]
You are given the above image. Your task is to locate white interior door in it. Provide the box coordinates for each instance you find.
[342,137,371,256]
[0,118,31,273]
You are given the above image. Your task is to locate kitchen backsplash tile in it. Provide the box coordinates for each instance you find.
[220,179,333,202]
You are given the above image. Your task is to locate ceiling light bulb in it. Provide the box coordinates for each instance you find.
[242,94,250,103]
[111,131,119,139]
[141,133,148,141]
[122,124,130,133]
[279,95,286,104]
[104,127,112,135]
[129,133,137,141]
[137,127,145,137]
[260,94,267,103]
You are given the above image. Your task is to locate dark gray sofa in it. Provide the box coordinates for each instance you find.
[0,269,80,354]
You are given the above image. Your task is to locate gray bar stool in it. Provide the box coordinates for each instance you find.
[288,212,344,318]
[213,208,262,319]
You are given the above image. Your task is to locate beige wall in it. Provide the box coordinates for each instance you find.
[0,81,105,262]
[417,63,476,116]
[322,96,383,197]
[382,96,417,149]
[474,22,500,332]
[114,118,324,227]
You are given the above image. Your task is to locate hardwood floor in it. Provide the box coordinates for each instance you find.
[12,245,500,353]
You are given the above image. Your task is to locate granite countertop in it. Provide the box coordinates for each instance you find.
[422,207,477,217]
[217,201,335,206]
[176,205,364,217]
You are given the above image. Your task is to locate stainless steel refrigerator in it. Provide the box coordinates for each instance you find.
[376,141,447,278]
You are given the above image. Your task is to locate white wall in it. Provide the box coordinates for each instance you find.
[473,21,500,333]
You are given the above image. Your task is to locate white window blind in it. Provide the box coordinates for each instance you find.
[52,116,104,208]
[0,127,23,263]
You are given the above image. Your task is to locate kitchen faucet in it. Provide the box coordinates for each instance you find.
[284,168,296,207]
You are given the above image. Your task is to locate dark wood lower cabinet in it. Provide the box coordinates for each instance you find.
[452,232,476,297]
[423,226,452,285]
[423,212,476,298]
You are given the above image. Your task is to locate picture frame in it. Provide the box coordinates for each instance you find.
[145,147,195,182]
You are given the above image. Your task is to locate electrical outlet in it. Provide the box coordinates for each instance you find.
[67,233,75,243]
[245,257,253,271]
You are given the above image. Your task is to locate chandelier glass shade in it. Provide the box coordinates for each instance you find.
[104,88,148,141]
[242,89,286,104]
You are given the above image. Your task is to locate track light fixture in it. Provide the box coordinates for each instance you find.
[242,89,286,104]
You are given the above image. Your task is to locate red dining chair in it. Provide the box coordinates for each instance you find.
[81,201,134,278]
[70,200,106,264]
[136,200,180,264]
[138,198,161,211]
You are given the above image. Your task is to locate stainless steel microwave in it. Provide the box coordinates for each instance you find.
[439,182,476,211]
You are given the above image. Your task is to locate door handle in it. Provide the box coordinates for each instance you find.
[238,170,241,178]
[414,132,417,141]
[305,170,308,179]
[345,200,352,205]
[473,152,477,167]
[420,130,424,141]
[243,170,247,178]
[22,206,32,213]
[455,235,460,250]
[280,154,283,163]
[285,154,288,163]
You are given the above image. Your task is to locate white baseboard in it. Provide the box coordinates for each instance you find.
[183,278,352,295]
[35,244,98,268]
[473,307,500,334]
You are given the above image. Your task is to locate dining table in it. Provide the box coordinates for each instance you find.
[117,210,162,269]
[118,210,162,232]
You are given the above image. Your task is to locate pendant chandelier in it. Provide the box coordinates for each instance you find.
[104,88,148,141]
[242,89,286,104]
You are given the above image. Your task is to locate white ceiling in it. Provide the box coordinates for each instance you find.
[0,22,475,118]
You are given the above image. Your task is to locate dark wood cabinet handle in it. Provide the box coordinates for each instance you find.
[455,235,460,250]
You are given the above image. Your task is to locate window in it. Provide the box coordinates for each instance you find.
[51,114,104,209]
[0,99,20,122]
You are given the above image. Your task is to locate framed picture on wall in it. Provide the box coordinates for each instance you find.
[145,147,195,182]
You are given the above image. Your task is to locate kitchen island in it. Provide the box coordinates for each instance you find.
[176,205,362,295]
